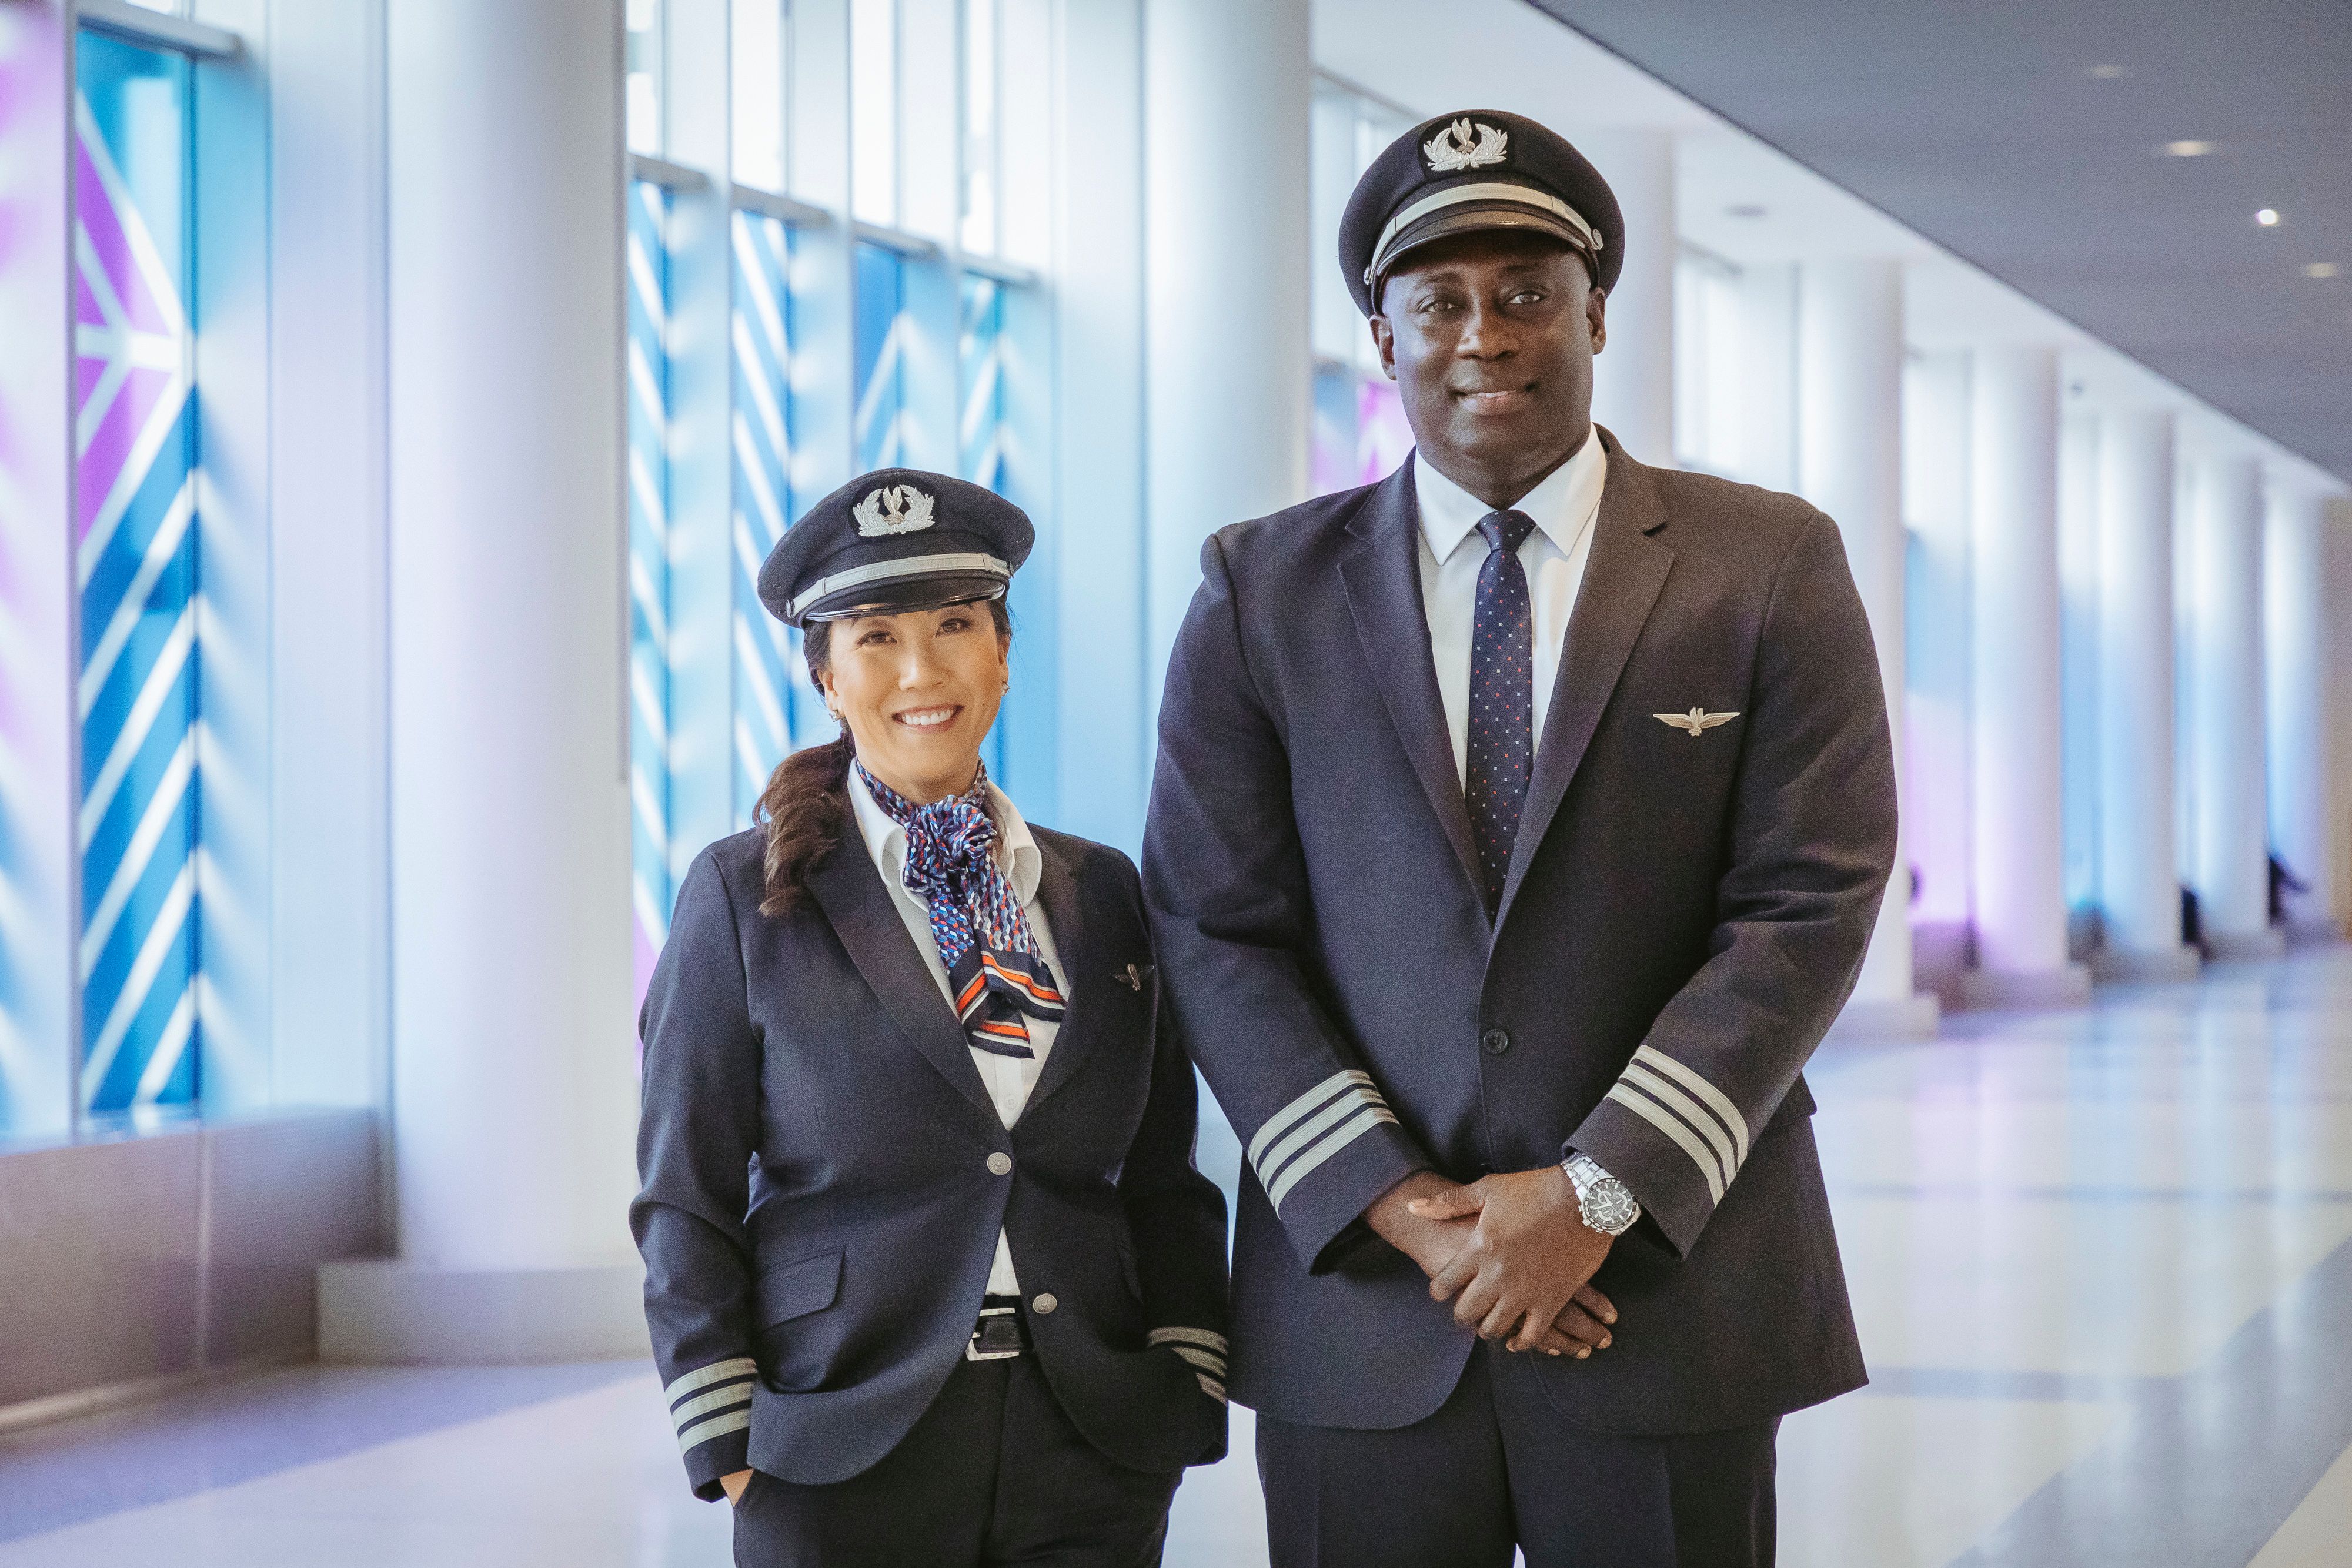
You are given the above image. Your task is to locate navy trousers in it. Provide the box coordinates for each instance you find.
[730,1355,1181,1568]
[1256,1343,1778,1568]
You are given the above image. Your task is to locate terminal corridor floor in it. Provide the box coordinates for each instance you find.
[3,948,2349,1566]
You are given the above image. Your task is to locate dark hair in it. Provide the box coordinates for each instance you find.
[755,597,1013,917]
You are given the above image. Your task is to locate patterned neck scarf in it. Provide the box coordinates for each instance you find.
[856,760,1065,1060]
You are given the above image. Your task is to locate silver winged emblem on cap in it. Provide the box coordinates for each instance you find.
[852,484,937,537]
[1424,118,1509,173]
[1655,707,1740,737]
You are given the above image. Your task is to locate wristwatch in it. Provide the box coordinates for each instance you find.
[1562,1151,1641,1236]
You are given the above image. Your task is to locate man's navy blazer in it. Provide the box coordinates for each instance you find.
[1144,430,1892,1435]
[633,820,1229,1498]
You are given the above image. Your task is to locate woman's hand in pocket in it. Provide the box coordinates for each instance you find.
[721,1469,754,1506]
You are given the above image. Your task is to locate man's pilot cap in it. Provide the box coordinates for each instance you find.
[1338,109,1624,317]
[757,467,1034,630]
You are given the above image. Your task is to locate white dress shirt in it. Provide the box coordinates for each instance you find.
[1414,437,1608,784]
[848,767,1064,1296]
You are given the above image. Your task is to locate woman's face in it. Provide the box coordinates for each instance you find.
[820,601,1009,804]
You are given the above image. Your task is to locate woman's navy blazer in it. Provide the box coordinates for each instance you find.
[632,818,1230,1500]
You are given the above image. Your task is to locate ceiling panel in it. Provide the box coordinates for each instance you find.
[1525,0,2352,479]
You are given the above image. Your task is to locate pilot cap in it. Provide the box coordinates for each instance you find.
[1338,109,1623,316]
[757,468,1033,629]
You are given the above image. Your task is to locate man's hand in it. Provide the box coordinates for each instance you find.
[721,1469,754,1506]
[1364,1169,1477,1281]
[1409,1167,1618,1356]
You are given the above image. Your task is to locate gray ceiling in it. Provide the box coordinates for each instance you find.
[1525,0,2352,481]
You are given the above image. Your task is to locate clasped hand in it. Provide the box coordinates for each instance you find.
[1365,1168,1618,1358]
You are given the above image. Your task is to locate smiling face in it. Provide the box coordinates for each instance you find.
[818,601,1010,804]
[1369,229,1606,509]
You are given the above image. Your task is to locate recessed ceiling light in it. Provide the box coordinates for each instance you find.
[2307,262,2342,279]
[2161,139,2214,157]
[2085,64,2130,79]
[1726,203,1767,219]
[2257,209,2281,226]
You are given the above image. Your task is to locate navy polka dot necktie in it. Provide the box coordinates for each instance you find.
[1467,509,1536,914]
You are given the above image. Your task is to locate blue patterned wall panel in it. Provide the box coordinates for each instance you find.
[74,34,199,1116]
[627,180,675,1002]
[729,209,807,828]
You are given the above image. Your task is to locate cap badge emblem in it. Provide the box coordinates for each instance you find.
[1424,118,1508,173]
[853,484,937,537]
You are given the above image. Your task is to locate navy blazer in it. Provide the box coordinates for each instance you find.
[1145,431,1891,1435]
[633,817,1230,1499]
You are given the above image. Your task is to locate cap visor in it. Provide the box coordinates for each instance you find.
[1378,205,1593,289]
[801,573,1009,624]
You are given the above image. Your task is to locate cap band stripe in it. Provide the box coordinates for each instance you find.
[787,550,1011,619]
[1365,181,1601,285]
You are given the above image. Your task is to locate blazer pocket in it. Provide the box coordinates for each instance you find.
[754,1247,843,1329]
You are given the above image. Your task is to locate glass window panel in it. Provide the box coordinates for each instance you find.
[954,272,1010,780]
[850,0,897,225]
[1673,250,1745,478]
[74,31,199,1117]
[853,241,908,470]
[731,0,787,194]
[1311,364,1412,498]
[958,272,1003,492]
[626,0,665,157]
[627,179,675,1000]
[730,209,819,827]
[959,0,997,255]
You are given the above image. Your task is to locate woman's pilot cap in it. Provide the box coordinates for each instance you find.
[757,467,1034,630]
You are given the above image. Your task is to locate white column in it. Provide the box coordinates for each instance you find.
[2090,411,2199,977]
[1582,129,1675,463]
[1900,352,1974,997]
[1963,346,2089,1005]
[2333,500,2352,922]
[2184,454,2280,957]
[323,0,642,1362]
[1048,0,1150,847]
[1141,0,1309,747]
[2265,483,2341,940]
[1797,260,1935,1037]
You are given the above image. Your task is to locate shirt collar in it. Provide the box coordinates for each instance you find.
[1413,432,1608,564]
[847,763,1042,907]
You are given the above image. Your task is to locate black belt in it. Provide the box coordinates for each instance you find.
[966,1295,1031,1362]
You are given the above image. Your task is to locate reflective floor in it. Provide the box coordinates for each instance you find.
[4,947,2349,1566]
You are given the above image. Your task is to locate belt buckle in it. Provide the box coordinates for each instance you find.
[965,1305,1023,1362]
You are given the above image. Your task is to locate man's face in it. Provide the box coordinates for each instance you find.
[1370,231,1606,492]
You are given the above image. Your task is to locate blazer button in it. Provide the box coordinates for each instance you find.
[987,1152,1013,1175]
[1031,1293,1058,1315]
[1481,1028,1511,1056]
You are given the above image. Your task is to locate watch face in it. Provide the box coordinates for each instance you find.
[1584,1182,1639,1235]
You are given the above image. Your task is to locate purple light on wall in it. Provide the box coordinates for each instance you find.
[1354,377,1412,486]
[74,107,186,549]
[1311,366,1415,498]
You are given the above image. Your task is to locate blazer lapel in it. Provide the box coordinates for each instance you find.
[1020,839,1104,1114]
[1338,461,1486,904]
[807,841,995,1116]
[1495,429,1674,932]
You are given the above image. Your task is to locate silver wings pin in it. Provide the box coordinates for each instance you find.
[1655,707,1740,737]
[853,484,937,537]
[1423,118,1509,173]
